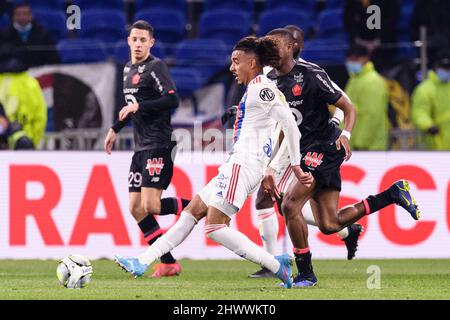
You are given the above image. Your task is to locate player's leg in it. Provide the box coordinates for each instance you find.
[249,186,279,278]
[115,194,207,277]
[281,179,319,287]
[204,205,293,288]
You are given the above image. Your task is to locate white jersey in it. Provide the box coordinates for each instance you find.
[228,74,300,172]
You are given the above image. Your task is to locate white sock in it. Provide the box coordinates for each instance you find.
[303,201,349,239]
[138,211,198,265]
[205,224,280,274]
[256,208,279,255]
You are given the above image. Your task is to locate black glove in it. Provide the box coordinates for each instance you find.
[221,105,238,126]
[427,126,439,135]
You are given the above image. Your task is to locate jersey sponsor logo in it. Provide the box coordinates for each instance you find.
[259,88,275,101]
[150,177,160,183]
[123,88,139,94]
[303,152,324,168]
[288,100,303,107]
[263,138,273,158]
[150,71,163,93]
[294,73,304,83]
[292,84,303,96]
[315,74,335,94]
[132,73,140,85]
[146,157,164,176]
[138,65,145,73]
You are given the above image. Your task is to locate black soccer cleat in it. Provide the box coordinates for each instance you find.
[389,179,421,220]
[292,272,318,287]
[248,267,276,278]
[343,224,364,260]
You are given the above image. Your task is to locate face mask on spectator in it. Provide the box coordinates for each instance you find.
[436,68,450,83]
[13,22,32,32]
[346,62,363,75]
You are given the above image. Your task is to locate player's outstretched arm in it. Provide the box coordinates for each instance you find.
[104,128,116,155]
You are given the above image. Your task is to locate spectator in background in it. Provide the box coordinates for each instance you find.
[344,44,389,150]
[410,0,450,66]
[0,47,47,150]
[0,1,60,69]
[344,0,400,71]
[412,50,450,150]
[0,102,9,149]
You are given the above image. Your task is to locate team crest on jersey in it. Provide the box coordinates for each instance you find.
[292,84,303,96]
[259,88,275,101]
[132,73,140,85]
[294,73,304,83]
[303,152,324,168]
[138,65,146,73]
[146,157,164,176]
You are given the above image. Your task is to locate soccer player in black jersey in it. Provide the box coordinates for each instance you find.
[262,29,421,287]
[104,20,189,278]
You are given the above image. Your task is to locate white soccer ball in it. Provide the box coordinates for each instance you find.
[56,254,93,289]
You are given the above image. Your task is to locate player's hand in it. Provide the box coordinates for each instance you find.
[336,135,352,161]
[291,165,313,188]
[262,168,280,200]
[104,128,116,155]
[119,103,139,121]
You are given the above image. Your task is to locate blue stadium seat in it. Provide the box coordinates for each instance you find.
[134,9,186,52]
[78,9,127,45]
[325,0,344,9]
[113,40,166,64]
[73,0,124,10]
[265,0,316,15]
[24,0,66,11]
[32,9,68,42]
[204,0,254,13]
[174,39,229,84]
[396,5,417,60]
[258,9,311,36]
[301,39,349,65]
[57,38,108,63]
[170,67,203,97]
[0,13,10,29]
[316,9,347,40]
[198,9,252,48]
[135,0,186,14]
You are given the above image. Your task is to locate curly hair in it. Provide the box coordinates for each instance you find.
[233,36,281,69]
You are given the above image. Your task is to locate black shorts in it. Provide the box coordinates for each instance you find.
[128,146,175,192]
[300,140,346,191]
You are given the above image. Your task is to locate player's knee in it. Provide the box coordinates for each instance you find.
[204,224,227,240]
[255,193,274,210]
[129,203,141,217]
[281,199,296,218]
[142,200,161,215]
[318,221,338,235]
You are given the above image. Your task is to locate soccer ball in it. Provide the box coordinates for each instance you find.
[56,254,93,289]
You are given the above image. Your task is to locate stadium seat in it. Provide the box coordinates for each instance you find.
[170,67,203,97]
[198,9,252,48]
[325,0,344,9]
[0,13,10,29]
[57,38,108,63]
[135,0,186,14]
[204,0,254,13]
[396,5,417,60]
[264,0,316,16]
[258,9,311,36]
[78,9,127,47]
[113,40,166,64]
[134,9,186,52]
[73,0,125,11]
[32,9,68,42]
[174,38,229,84]
[301,39,349,65]
[316,9,348,40]
[26,0,66,11]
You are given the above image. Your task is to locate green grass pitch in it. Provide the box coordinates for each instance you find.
[1,259,449,300]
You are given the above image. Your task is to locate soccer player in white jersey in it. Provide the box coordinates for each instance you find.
[114,36,314,289]
[248,26,363,278]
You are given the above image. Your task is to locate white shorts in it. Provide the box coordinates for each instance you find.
[198,162,263,217]
[274,164,297,195]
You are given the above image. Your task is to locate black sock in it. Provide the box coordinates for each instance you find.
[138,214,176,264]
[294,251,314,275]
[160,197,190,216]
[366,188,393,213]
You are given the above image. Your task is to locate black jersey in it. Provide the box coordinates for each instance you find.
[115,55,178,151]
[267,61,342,153]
